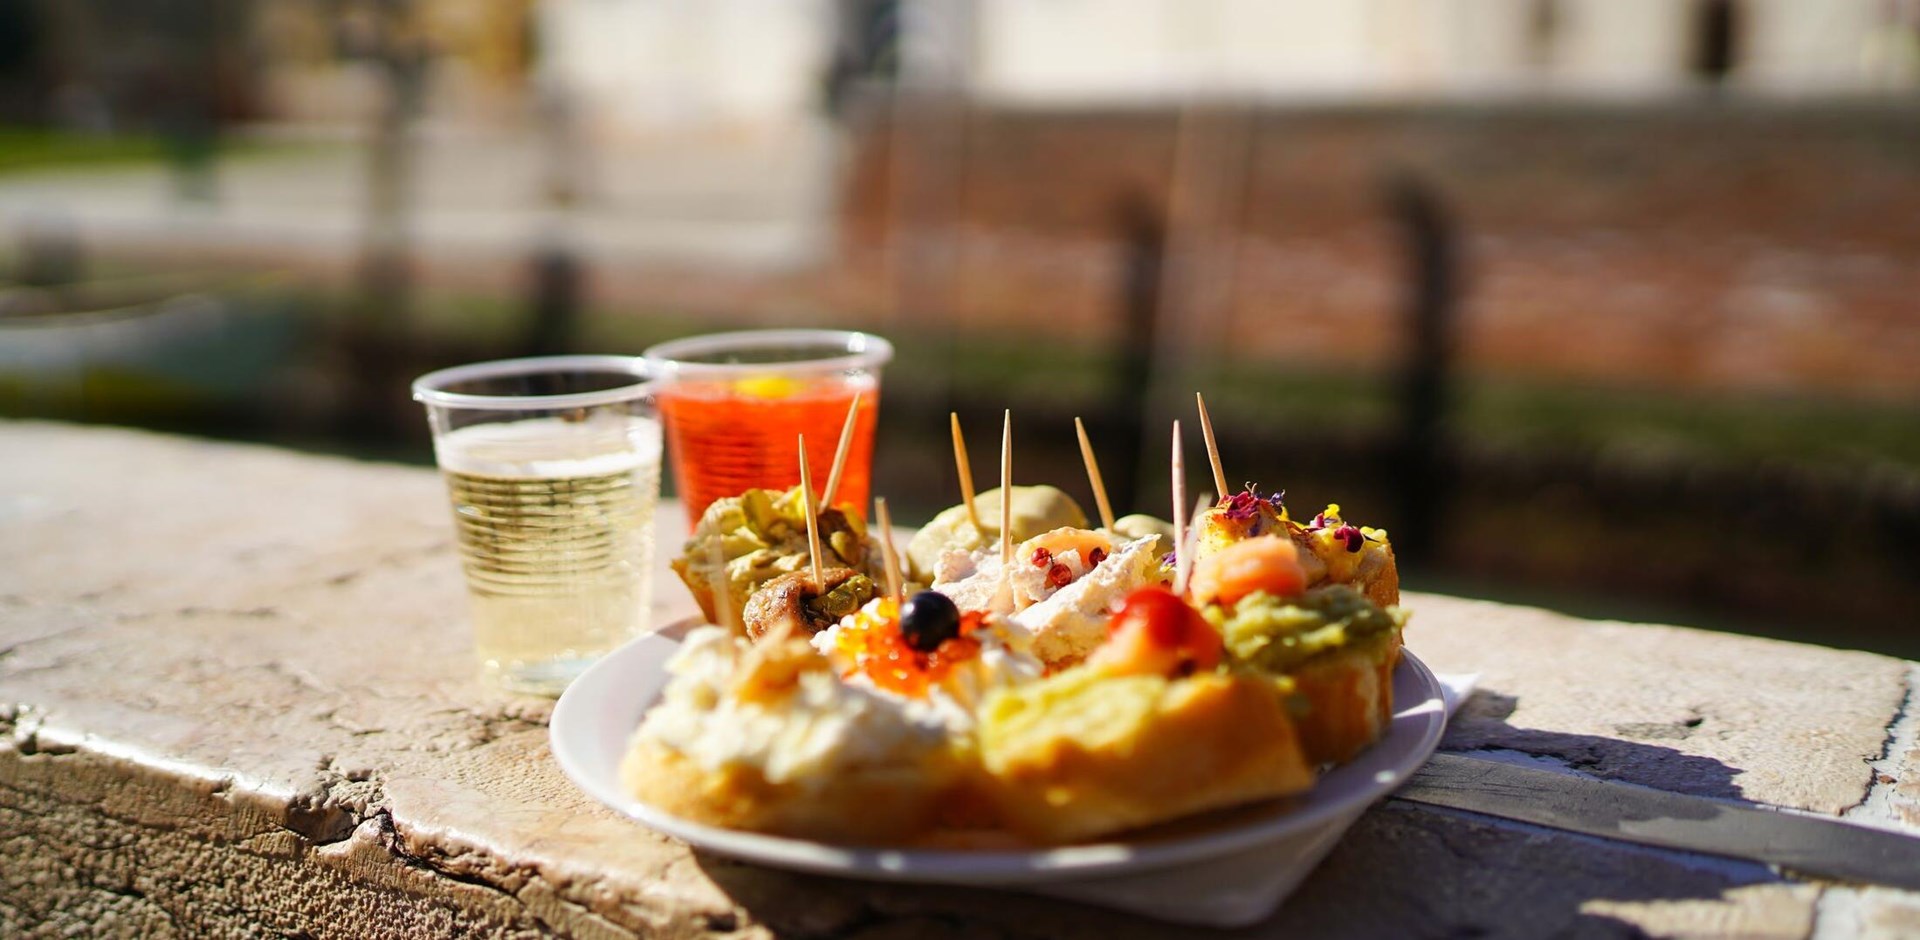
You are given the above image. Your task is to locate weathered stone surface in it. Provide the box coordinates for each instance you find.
[1,421,1914,938]
[1280,803,1817,940]
[1582,884,1819,940]
[1853,888,1920,940]
[1888,739,1920,830]
[1811,886,1920,940]
[1406,595,1909,814]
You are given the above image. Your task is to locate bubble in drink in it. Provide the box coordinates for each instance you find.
[435,413,661,693]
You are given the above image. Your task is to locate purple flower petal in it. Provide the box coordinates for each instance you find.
[1220,490,1262,522]
[1333,524,1364,552]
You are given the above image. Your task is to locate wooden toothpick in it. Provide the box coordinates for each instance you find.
[1195,392,1229,502]
[950,412,982,533]
[1000,409,1013,570]
[1074,417,1118,532]
[875,497,904,607]
[823,393,863,508]
[797,434,825,591]
[1172,420,1192,596]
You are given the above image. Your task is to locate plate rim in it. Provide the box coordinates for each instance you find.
[550,620,1447,885]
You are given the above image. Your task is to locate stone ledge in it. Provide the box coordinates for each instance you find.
[3,420,1916,938]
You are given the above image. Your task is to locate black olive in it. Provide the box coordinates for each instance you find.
[899,590,961,653]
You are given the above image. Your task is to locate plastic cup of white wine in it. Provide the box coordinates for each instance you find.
[412,356,661,695]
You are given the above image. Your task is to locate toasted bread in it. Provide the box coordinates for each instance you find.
[975,668,1314,844]
[621,627,956,845]
[1288,631,1402,766]
[622,739,952,845]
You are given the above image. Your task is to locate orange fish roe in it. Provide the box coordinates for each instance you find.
[830,600,988,698]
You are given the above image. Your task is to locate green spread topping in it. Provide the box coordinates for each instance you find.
[675,485,875,621]
[1205,584,1405,673]
[687,486,868,570]
[805,574,877,629]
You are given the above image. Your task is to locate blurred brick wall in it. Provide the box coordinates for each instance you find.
[841,101,1920,401]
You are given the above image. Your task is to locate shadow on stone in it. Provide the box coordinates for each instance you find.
[1273,800,1795,939]
[1444,689,1746,802]
[687,689,1771,937]
[690,849,1163,939]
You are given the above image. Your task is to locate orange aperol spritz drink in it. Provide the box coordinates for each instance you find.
[643,331,892,526]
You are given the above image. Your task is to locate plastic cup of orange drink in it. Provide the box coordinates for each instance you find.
[642,330,892,527]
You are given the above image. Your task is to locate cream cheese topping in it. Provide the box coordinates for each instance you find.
[930,549,1014,614]
[1010,534,1161,665]
[633,626,946,787]
[1008,547,1096,604]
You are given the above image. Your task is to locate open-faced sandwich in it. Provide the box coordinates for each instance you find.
[972,585,1316,843]
[812,590,1043,733]
[1188,530,1406,766]
[926,524,1166,667]
[1195,487,1398,609]
[671,485,879,630]
[626,400,1411,846]
[904,484,1089,584]
[621,623,961,843]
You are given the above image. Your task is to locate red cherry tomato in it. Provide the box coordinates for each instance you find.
[1110,587,1194,644]
[1100,586,1223,675]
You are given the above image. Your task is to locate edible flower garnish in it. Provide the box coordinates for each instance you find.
[1219,485,1283,522]
[1221,491,1267,521]
[1306,503,1342,531]
[1332,524,1364,552]
[1305,504,1368,552]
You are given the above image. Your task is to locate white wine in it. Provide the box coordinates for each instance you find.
[436,414,661,693]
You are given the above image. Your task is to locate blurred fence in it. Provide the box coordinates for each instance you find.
[842,96,1920,652]
[842,99,1920,400]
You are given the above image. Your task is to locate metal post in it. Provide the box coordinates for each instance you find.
[1386,173,1458,569]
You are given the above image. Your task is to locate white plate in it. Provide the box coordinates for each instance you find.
[550,622,1449,925]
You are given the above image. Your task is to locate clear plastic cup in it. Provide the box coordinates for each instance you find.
[412,355,661,694]
[642,330,892,526]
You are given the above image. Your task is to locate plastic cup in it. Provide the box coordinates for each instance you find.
[412,355,661,694]
[642,329,892,527]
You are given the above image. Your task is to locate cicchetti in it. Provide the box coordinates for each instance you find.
[623,405,1407,847]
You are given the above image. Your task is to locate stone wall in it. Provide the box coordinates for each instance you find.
[842,100,1920,401]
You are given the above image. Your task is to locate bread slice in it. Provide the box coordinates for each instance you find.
[622,739,952,845]
[1193,496,1399,607]
[975,668,1315,844]
[1287,515,1399,608]
[620,627,957,845]
[1288,630,1402,766]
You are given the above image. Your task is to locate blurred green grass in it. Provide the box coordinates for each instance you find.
[19,276,1917,480]
[0,126,323,176]
[1452,379,1920,470]
[0,127,167,174]
[576,305,1920,475]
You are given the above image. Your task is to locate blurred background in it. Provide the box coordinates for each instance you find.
[2,0,1917,655]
